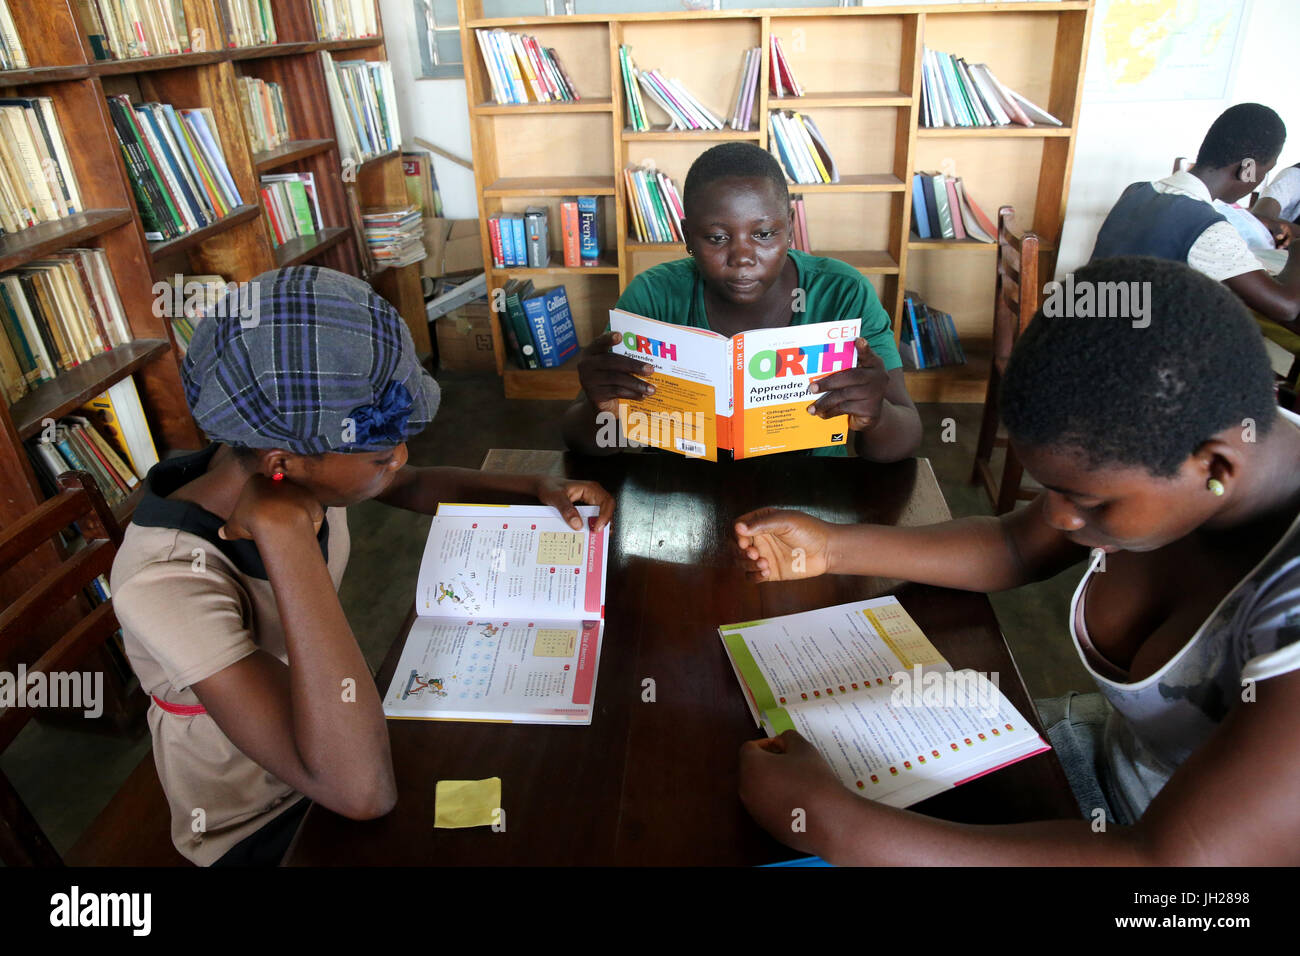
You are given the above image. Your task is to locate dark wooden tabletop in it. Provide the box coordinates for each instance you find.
[286,453,1078,866]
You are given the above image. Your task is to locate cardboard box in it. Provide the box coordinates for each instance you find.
[435,299,496,371]
[421,218,484,278]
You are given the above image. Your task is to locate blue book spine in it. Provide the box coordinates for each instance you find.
[541,286,578,364]
[905,297,926,369]
[510,216,526,267]
[521,294,559,367]
[501,214,518,265]
[911,174,931,239]
[577,196,600,262]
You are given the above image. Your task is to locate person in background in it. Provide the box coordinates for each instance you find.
[1090,103,1300,328]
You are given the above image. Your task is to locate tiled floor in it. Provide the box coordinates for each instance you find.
[2,369,1093,858]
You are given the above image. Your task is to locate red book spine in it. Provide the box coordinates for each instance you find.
[560,201,581,268]
[487,215,505,267]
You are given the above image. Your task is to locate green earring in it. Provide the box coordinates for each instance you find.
[1207,478,1225,497]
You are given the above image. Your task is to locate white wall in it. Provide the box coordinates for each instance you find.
[380,0,1300,257]
[380,0,478,219]
[1057,0,1300,275]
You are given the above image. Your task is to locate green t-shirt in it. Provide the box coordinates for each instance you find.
[613,249,900,457]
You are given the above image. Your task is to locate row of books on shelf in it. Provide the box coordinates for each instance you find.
[910,171,996,243]
[768,36,803,98]
[109,95,245,243]
[769,110,838,185]
[902,292,965,371]
[167,274,227,356]
[74,0,193,60]
[260,172,324,249]
[238,76,290,154]
[621,46,726,133]
[0,96,83,235]
[0,249,130,403]
[24,378,159,509]
[488,198,600,269]
[313,0,377,41]
[321,54,401,165]
[790,196,811,253]
[725,48,762,132]
[921,47,1061,129]
[0,2,26,70]
[361,204,426,268]
[495,281,578,370]
[476,29,580,106]
[624,167,683,245]
[217,0,278,48]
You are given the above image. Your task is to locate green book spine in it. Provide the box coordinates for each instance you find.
[286,180,316,236]
[504,290,540,369]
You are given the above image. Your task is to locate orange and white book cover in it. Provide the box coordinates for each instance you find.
[609,309,859,460]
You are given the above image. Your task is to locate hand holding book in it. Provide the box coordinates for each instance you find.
[805,337,888,431]
[577,329,657,416]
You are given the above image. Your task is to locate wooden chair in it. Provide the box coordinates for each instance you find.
[970,207,1040,515]
[0,472,184,866]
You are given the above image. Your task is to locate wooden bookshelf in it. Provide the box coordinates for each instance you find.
[0,0,426,541]
[458,0,1094,401]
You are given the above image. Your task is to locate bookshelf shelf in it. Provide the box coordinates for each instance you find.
[273,227,351,269]
[916,125,1071,138]
[817,250,899,274]
[0,210,135,274]
[474,99,614,115]
[228,41,316,61]
[253,139,336,171]
[93,51,226,76]
[356,148,402,172]
[0,65,91,88]
[11,340,171,440]
[907,239,998,252]
[147,205,263,262]
[460,0,1093,401]
[491,253,620,278]
[483,176,617,197]
[625,242,686,253]
[902,337,991,404]
[772,91,911,108]
[621,128,762,141]
[798,175,907,193]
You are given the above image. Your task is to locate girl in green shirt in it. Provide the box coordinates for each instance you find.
[562,143,921,460]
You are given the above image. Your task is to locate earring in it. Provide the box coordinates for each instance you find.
[1207,478,1225,496]
[272,470,285,482]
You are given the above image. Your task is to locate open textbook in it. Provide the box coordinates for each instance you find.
[719,597,1050,808]
[609,309,860,460]
[383,504,609,724]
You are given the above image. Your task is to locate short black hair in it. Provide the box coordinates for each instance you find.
[1001,256,1276,477]
[683,142,789,215]
[1196,103,1286,169]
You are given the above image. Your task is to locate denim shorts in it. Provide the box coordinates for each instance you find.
[1035,691,1133,827]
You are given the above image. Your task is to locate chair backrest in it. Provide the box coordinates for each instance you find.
[993,205,1040,367]
[0,471,123,866]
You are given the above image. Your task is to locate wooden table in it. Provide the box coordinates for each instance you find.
[286,453,1077,865]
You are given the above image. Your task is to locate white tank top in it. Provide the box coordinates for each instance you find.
[1068,408,1300,821]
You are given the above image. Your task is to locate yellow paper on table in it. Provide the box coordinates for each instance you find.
[434,777,502,829]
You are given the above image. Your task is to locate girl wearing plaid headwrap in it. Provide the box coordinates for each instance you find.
[110,267,613,865]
